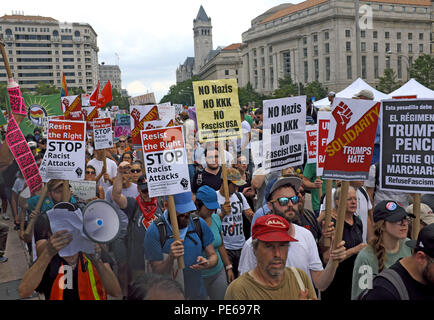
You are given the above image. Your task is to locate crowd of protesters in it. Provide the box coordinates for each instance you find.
[0,93,432,301]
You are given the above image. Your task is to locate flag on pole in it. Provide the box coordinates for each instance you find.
[61,72,68,97]
[97,80,113,108]
[89,80,100,107]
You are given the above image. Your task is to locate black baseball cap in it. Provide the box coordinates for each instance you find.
[373,200,415,223]
[137,174,148,191]
[406,223,434,258]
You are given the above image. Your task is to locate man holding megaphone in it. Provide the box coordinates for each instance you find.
[18,180,122,300]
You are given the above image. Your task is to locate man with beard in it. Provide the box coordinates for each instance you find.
[238,176,347,292]
[362,223,434,300]
[225,214,317,300]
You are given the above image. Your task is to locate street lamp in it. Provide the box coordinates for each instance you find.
[386,50,411,82]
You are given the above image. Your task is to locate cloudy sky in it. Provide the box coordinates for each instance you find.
[3,0,304,101]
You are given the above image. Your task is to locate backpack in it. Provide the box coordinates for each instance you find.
[234,192,251,239]
[154,213,204,249]
[358,186,369,203]
[357,268,409,300]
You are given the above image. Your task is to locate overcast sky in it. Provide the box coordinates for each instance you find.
[3,0,304,101]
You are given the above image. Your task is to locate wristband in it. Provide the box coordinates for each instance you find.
[225,264,233,271]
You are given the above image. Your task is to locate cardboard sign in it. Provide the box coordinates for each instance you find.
[305,124,318,164]
[44,120,86,180]
[61,95,82,120]
[158,103,175,122]
[380,99,434,194]
[323,98,380,180]
[93,118,113,150]
[141,126,191,197]
[70,180,97,201]
[193,79,242,143]
[316,111,331,177]
[130,105,160,145]
[6,117,42,194]
[173,104,184,116]
[114,114,131,138]
[262,96,306,172]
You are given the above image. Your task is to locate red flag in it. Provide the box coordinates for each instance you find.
[61,72,68,97]
[97,80,113,108]
[89,81,100,107]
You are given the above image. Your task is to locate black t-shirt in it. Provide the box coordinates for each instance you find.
[191,167,223,193]
[363,259,434,300]
[299,209,322,242]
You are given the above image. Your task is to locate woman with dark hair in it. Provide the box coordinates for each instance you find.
[120,151,134,164]
[127,273,184,300]
[195,185,234,300]
[85,165,105,200]
[351,201,412,299]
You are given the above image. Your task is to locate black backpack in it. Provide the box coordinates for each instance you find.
[154,213,204,249]
[357,268,409,300]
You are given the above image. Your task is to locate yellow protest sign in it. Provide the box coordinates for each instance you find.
[193,79,242,142]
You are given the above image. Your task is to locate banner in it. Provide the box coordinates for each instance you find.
[44,120,86,180]
[61,95,82,120]
[193,79,242,142]
[6,117,42,194]
[114,114,131,138]
[380,99,434,194]
[93,117,113,150]
[141,126,191,198]
[70,180,97,201]
[129,92,156,105]
[323,98,380,180]
[316,111,331,177]
[262,96,306,172]
[305,124,318,164]
[130,105,159,145]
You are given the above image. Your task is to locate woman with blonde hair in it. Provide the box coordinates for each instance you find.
[351,200,413,299]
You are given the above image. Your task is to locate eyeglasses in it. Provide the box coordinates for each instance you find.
[299,191,306,196]
[86,171,96,174]
[130,169,141,173]
[393,217,411,226]
[271,196,300,206]
[119,140,126,143]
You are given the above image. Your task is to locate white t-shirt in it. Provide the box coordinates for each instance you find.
[238,224,323,283]
[364,164,411,208]
[238,120,251,151]
[87,158,118,192]
[216,191,251,250]
[105,183,139,234]
[320,187,372,243]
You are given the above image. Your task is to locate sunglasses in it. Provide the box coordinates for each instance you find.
[130,169,141,173]
[393,217,411,226]
[271,196,300,206]
[119,140,126,143]
[86,171,96,174]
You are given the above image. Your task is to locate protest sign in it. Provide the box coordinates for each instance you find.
[61,95,82,120]
[129,92,156,105]
[44,120,86,180]
[323,98,380,181]
[158,103,175,122]
[262,96,306,172]
[115,114,131,138]
[193,79,241,143]
[82,106,100,132]
[93,117,113,150]
[130,105,160,145]
[380,99,434,194]
[70,180,97,201]
[305,124,318,164]
[316,111,331,177]
[141,126,191,198]
[173,104,184,116]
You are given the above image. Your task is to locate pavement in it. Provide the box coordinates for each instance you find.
[0,206,41,300]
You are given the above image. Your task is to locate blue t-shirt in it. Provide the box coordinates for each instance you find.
[251,204,271,232]
[27,195,77,213]
[201,213,223,278]
[144,211,214,300]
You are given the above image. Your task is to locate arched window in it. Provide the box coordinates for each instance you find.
[53,30,59,36]
[5,29,12,35]
[74,31,80,37]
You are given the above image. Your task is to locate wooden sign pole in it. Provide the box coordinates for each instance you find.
[412,193,421,240]
[323,179,333,247]
[167,195,185,270]
[332,180,350,268]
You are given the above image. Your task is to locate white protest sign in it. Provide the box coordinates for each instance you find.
[158,103,175,121]
[141,126,191,198]
[263,96,306,172]
[93,117,113,150]
[45,120,86,180]
[70,180,97,201]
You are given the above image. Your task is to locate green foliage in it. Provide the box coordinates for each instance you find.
[160,76,200,106]
[238,82,269,107]
[377,68,400,94]
[106,88,130,110]
[70,87,85,96]
[410,54,434,90]
[35,82,60,95]
[273,75,298,98]
[304,81,327,101]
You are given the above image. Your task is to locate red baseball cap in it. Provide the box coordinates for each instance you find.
[252,215,298,242]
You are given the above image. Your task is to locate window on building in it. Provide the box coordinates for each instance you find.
[313,34,318,42]
[254,59,257,67]
[269,46,273,53]
[303,37,307,45]
[386,56,391,69]
[261,47,264,55]
[303,48,308,58]
[373,31,378,39]
[361,42,366,52]
[325,57,330,81]
[361,30,366,38]
[346,41,351,52]
[385,32,390,39]
[270,67,274,90]
[253,49,257,56]
[408,33,412,40]
[283,51,291,76]
[269,55,273,65]
[314,59,319,81]
[385,43,390,52]
[397,56,402,79]
[362,56,367,79]
[408,43,413,53]
[373,43,378,52]
[314,46,318,56]
[225,70,229,76]
[304,61,308,83]
[345,30,351,37]
[419,44,423,53]
[262,69,266,89]
[374,56,379,78]
[347,56,352,79]
[261,57,265,66]
[325,43,330,54]
[324,31,329,40]
[419,33,424,40]
[397,43,401,53]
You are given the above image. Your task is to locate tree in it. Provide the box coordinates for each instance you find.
[273,75,298,98]
[106,88,130,110]
[35,82,59,95]
[238,82,266,107]
[410,54,434,90]
[377,68,400,94]
[304,81,327,102]
[160,76,199,106]
[70,87,85,96]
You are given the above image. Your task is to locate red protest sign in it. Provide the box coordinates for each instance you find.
[316,111,330,177]
[61,95,82,120]
[323,98,380,181]
[305,124,318,164]
[130,105,159,145]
